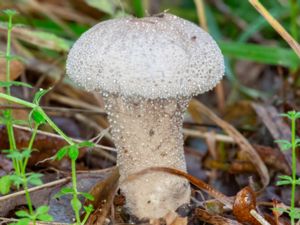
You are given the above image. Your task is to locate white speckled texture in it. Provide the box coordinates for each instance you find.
[66,13,224,99]
[66,13,224,219]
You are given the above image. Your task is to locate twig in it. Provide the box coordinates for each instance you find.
[183,128,235,143]
[194,0,208,31]
[0,177,70,202]
[250,209,271,225]
[249,0,300,58]
[49,93,106,113]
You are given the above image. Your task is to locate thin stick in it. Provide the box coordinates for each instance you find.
[194,0,225,111]
[183,128,234,143]
[194,0,208,31]
[0,177,70,202]
[250,209,271,225]
[249,0,300,58]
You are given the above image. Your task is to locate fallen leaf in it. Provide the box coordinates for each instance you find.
[188,99,269,189]
[0,58,25,82]
[252,103,294,173]
[124,166,233,209]
[85,167,119,225]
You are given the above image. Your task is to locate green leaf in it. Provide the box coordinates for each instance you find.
[85,0,115,15]
[9,174,24,186]
[275,139,292,151]
[35,206,49,215]
[296,178,300,185]
[53,187,74,199]
[68,145,79,160]
[0,81,32,88]
[30,108,46,125]
[27,173,43,186]
[0,175,12,194]
[37,213,53,222]
[281,111,300,120]
[80,192,94,201]
[219,41,300,70]
[289,208,300,219]
[276,175,293,186]
[295,138,300,147]
[2,9,18,17]
[6,149,31,160]
[71,198,82,212]
[55,146,68,160]
[15,210,30,218]
[33,88,50,105]
[84,204,94,213]
[273,207,289,214]
[132,0,144,17]
[15,218,31,225]
[77,141,95,148]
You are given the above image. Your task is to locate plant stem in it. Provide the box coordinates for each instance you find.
[290,116,296,225]
[81,210,92,225]
[72,159,81,224]
[4,12,18,175]
[22,124,39,174]
[0,93,36,108]
[290,0,299,41]
[0,92,82,224]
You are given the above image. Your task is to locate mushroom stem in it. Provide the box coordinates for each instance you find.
[103,93,191,219]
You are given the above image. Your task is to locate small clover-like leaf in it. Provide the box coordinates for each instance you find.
[68,145,79,160]
[15,210,30,218]
[29,108,46,125]
[276,175,293,186]
[80,192,94,201]
[35,206,49,215]
[14,218,31,225]
[2,9,18,16]
[273,207,289,214]
[0,175,12,194]
[10,174,24,187]
[84,204,94,214]
[27,173,43,186]
[275,139,292,151]
[53,187,74,199]
[55,146,69,160]
[71,198,82,212]
[289,208,300,219]
[37,213,53,222]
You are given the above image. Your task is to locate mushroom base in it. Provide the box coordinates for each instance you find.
[103,94,191,219]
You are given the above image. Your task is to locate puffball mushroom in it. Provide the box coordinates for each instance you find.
[66,13,224,219]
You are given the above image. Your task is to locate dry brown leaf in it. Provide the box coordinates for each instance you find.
[124,167,233,208]
[0,58,27,119]
[252,103,293,173]
[188,99,269,189]
[249,0,300,57]
[85,167,119,225]
[0,58,25,82]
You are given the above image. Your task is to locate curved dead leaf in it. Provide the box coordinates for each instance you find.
[124,167,233,209]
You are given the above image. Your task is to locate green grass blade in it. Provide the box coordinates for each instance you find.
[219,41,300,69]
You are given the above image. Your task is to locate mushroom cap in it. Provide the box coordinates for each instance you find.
[66,13,224,99]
